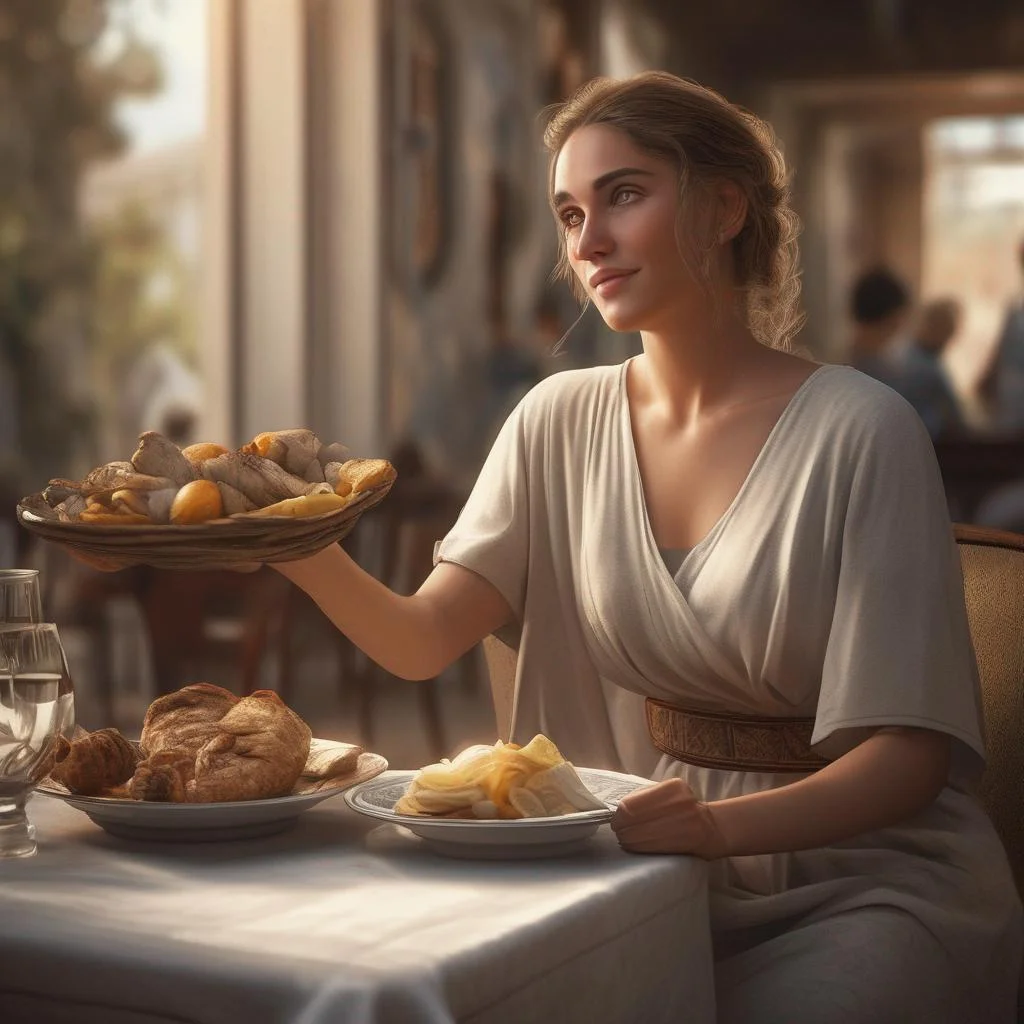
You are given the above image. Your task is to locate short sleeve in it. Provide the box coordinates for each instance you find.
[812,393,985,778]
[433,397,531,645]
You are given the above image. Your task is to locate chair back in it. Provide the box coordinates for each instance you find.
[954,524,1024,899]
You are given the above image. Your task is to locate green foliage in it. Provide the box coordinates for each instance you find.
[0,0,161,486]
[88,200,196,402]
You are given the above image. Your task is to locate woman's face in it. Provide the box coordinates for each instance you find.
[552,124,700,334]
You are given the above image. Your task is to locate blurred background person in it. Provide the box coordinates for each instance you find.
[977,237,1024,437]
[847,267,912,385]
[898,297,966,441]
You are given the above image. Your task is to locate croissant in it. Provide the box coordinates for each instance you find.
[110,486,178,523]
[189,690,312,802]
[241,429,322,478]
[50,728,141,795]
[140,682,238,759]
[199,452,308,508]
[131,431,197,487]
[80,462,135,493]
[215,481,257,515]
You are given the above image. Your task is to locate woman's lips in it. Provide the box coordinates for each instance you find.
[594,271,637,298]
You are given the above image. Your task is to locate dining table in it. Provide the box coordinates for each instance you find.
[0,786,716,1024]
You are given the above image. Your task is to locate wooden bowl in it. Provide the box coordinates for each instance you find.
[16,480,394,570]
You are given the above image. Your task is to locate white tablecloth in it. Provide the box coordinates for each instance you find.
[0,789,714,1024]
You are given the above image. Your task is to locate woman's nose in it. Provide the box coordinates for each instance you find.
[572,214,612,263]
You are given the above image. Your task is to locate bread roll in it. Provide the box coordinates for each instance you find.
[181,442,230,466]
[338,458,396,495]
[169,479,224,524]
[241,429,321,477]
[131,431,197,487]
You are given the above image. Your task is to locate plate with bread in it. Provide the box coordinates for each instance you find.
[36,683,387,842]
[344,735,652,859]
[17,428,396,569]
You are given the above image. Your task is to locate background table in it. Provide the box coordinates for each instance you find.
[0,791,715,1024]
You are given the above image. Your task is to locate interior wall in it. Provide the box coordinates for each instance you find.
[768,75,1024,360]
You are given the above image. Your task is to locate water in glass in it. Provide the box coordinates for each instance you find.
[0,624,75,857]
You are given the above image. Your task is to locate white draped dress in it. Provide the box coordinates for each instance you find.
[435,360,1022,1023]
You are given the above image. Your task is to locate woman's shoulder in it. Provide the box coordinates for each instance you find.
[516,363,622,421]
[807,362,934,446]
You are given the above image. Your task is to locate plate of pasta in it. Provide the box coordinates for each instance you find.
[344,736,652,859]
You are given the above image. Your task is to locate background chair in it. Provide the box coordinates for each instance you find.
[954,523,1024,1016]
[953,524,1024,895]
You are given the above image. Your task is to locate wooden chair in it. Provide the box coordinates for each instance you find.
[952,524,1024,1016]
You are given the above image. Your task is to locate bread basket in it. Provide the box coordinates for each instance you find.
[15,480,394,571]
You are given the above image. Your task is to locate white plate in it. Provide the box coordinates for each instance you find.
[344,766,651,859]
[37,751,388,842]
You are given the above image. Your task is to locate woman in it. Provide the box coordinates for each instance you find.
[277,72,1021,1021]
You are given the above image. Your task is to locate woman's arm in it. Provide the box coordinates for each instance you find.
[274,544,513,681]
[611,726,951,858]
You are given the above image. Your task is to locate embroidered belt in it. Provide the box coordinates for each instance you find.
[645,697,829,773]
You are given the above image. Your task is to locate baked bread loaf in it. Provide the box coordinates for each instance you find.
[189,690,312,802]
[140,682,238,759]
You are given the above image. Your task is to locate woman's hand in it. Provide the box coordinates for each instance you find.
[610,778,728,859]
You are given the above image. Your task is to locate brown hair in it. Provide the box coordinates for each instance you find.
[543,71,804,350]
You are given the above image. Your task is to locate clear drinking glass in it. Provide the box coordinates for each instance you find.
[0,569,43,625]
[0,624,76,858]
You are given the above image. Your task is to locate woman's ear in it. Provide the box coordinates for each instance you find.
[715,180,748,244]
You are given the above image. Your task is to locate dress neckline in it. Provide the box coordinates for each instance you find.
[620,359,836,577]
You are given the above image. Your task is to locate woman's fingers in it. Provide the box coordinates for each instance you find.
[611,778,728,858]
[611,777,696,827]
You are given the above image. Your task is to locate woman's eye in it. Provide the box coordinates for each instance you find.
[612,187,639,205]
[560,210,582,229]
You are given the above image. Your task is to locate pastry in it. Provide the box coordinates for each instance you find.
[239,491,350,518]
[110,486,178,523]
[169,479,225,524]
[128,751,195,802]
[241,429,322,478]
[338,459,396,495]
[215,481,257,515]
[189,690,312,802]
[131,431,197,486]
[50,728,141,796]
[199,451,309,508]
[140,682,238,759]
[181,442,230,466]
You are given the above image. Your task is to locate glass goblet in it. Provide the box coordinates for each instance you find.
[0,623,76,858]
[0,568,43,625]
